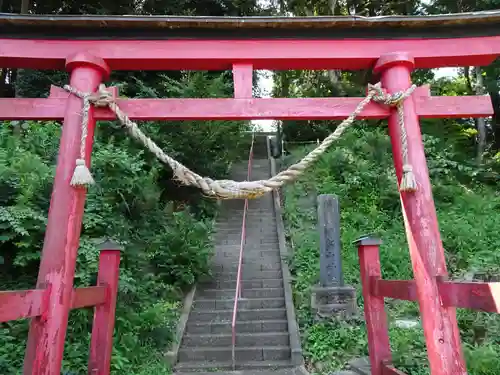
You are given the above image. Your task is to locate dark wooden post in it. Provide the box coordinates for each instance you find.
[23,52,110,375]
[88,240,122,375]
[318,194,343,287]
[374,52,466,375]
[355,236,391,375]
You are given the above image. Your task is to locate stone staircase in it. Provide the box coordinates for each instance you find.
[175,137,300,373]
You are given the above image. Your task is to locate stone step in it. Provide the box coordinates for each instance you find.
[174,359,294,373]
[213,255,282,264]
[212,262,281,273]
[193,297,285,310]
[214,235,279,242]
[189,308,287,322]
[186,319,288,334]
[216,218,276,224]
[211,261,282,269]
[215,246,280,252]
[217,249,280,257]
[216,222,277,227]
[216,226,277,231]
[216,241,280,247]
[178,345,291,362]
[200,278,283,290]
[198,288,284,299]
[214,270,283,280]
[182,332,289,347]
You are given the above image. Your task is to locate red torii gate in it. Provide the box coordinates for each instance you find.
[0,11,500,375]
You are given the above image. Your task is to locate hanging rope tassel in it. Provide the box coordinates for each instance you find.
[71,157,95,187]
[65,90,95,187]
[370,83,418,193]
[64,84,114,187]
[397,103,417,192]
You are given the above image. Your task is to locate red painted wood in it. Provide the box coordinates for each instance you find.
[439,282,500,313]
[23,54,109,375]
[371,279,417,301]
[0,95,492,121]
[49,84,119,99]
[0,289,46,322]
[233,63,253,99]
[70,286,107,310]
[382,363,408,375]
[356,237,391,375]
[367,279,500,313]
[0,37,499,71]
[88,249,121,375]
[377,53,466,375]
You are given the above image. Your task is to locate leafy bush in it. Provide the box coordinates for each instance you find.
[282,124,500,374]
[0,72,251,374]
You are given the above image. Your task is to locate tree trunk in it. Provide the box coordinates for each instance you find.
[474,67,487,165]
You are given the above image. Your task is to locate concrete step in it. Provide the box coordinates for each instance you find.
[178,345,291,362]
[212,262,281,273]
[216,219,277,225]
[182,332,289,347]
[189,308,287,322]
[216,249,281,258]
[218,240,279,246]
[186,319,288,334]
[214,270,283,280]
[174,359,295,372]
[193,297,285,310]
[200,278,283,290]
[215,227,277,233]
[215,246,280,253]
[198,288,284,299]
[213,256,281,262]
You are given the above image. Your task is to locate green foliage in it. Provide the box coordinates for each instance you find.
[282,125,500,374]
[0,70,252,373]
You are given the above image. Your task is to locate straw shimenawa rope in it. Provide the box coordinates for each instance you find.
[64,82,416,199]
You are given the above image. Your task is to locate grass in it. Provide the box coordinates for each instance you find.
[281,126,500,375]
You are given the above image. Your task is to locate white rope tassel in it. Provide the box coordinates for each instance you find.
[397,104,417,192]
[66,89,95,187]
[71,157,95,187]
[370,83,417,193]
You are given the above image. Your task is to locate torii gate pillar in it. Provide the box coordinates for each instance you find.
[374,53,467,375]
[23,52,110,375]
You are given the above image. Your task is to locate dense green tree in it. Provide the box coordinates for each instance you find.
[0,0,260,373]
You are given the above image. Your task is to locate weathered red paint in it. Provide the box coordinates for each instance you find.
[23,53,109,375]
[1,37,499,71]
[71,286,107,310]
[0,94,492,121]
[375,53,466,375]
[371,279,417,301]
[233,63,253,99]
[0,26,495,375]
[88,247,122,375]
[0,290,46,322]
[440,282,500,313]
[355,237,392,375]
[370,278,500,314]
[382,362,408,375]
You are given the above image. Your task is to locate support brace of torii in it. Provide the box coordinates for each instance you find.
[0,12,499,375]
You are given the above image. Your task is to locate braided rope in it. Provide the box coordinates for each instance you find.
[370,83,417,192]
[64,82,417,199]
